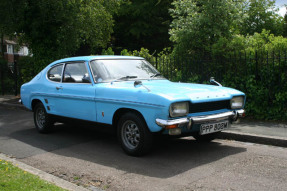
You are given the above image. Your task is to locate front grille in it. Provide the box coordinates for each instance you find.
[189,100,230,113]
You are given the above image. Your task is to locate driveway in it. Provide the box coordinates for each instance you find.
[0,105,287,190]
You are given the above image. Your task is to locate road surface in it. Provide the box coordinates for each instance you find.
[0,105,286,190]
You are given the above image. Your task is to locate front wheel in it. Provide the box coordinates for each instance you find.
[117,112,153,156]
[33,102,54,133]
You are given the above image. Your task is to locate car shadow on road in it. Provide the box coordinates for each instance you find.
[9,123,247,178]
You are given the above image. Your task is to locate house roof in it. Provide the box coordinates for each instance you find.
[4,40,17,45]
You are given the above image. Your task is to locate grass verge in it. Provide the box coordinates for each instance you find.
[0,159,66,191]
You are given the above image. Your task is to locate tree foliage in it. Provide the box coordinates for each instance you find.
[212,29,287,56]
[0,0,120,66]
[113,0,172,53]
[239,0,283,36]
[169,0,240,56]
[0,0,25,56]
[169,0,285,57]
[283,10,287,37]
[17,0,119,63]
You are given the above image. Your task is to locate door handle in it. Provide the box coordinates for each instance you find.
[56,86,63,90]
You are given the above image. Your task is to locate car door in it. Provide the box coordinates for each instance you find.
[46,63,65,115]
[56,61,97,122]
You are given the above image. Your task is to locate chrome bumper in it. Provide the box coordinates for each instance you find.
[156,109,245,129]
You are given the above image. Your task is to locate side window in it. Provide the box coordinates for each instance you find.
[48,64,63,82]
[63,62,91,83]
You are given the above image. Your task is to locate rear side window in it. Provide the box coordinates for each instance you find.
[63,62,91,83]
[48,64,63,82]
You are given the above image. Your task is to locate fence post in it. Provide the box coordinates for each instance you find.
[285,49,287,74]
[32,61,35,77]
[14,60,18,96]
[278,51,281,86]
[255,51,258,79]
[272,51,275,70]
[267,51,269,74]
[167,56,169,79]
[244,50,247,77]
[155,55,158,70]
[0,62,3,95]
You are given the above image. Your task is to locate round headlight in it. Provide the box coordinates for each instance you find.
[169,102,189,117]
[230,96,244,109]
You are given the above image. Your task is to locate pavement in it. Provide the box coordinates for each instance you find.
[0,95,286,190]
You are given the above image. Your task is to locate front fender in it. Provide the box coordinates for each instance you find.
[95,98,167,132]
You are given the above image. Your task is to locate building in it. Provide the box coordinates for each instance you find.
[1,38,29,64]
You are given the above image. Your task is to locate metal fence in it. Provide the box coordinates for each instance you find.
[146,50,287,86]
[1,50,287,95]
[0,59,35,95]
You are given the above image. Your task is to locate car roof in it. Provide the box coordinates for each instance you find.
[51,55,144,65]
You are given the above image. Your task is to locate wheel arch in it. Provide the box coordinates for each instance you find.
[31,99,43,111]
[112,108,148,130]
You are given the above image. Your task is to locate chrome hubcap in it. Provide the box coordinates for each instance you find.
[36,108,45,129]
[121,120,140,149]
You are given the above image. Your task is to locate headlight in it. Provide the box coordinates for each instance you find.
[169,102,189,117]
[230,96,244,109]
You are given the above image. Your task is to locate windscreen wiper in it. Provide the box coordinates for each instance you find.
[117,76,138,81]
[150,73,162,79]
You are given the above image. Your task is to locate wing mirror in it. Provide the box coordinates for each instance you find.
[134,80,143,88]
[134,80,150,92]
[210,77,222,87]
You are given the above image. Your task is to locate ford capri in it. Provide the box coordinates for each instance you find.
[20,56,245,156]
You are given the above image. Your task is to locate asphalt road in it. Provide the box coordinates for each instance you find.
[1,105,287,191]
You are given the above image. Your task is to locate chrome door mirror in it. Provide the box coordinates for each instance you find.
[134,80,143,88]
[210,77,222,87]
[134,80,150,92]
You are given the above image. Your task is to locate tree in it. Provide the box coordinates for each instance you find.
[15,0,119,65]
[239,0,283,36]
[113,0,172,53]
[169,0,240,56]
[0,0,25,57]
[0,0,26,95]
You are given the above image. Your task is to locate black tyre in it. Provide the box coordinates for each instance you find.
[193,132,220,142]
[117,112,153,156]
[33,102,54,133]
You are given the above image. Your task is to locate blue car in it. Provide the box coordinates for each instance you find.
[20,56,245,156]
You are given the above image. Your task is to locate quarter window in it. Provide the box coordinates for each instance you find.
[63,62,90,83]
[48,64,63,82]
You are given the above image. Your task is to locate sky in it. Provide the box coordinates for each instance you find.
[276,0,286,17]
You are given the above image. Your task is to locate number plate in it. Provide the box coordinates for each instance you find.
[200,121,229,135]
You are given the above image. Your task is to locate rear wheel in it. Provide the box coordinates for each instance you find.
[193,132,220,142]
[117,112,153,156]
[33,102,54,133]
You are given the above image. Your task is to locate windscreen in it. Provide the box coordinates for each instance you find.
[89,59,164,83]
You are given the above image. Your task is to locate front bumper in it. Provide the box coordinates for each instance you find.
[156,109,245,129]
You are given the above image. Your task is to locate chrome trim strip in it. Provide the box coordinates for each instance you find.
[156,109,245,128]
[32,92,95,102]
[156,118,189,127]
[237,109,245,117]
[31,92,165,107]
[94,98,165,108]
[191,111,234,123]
